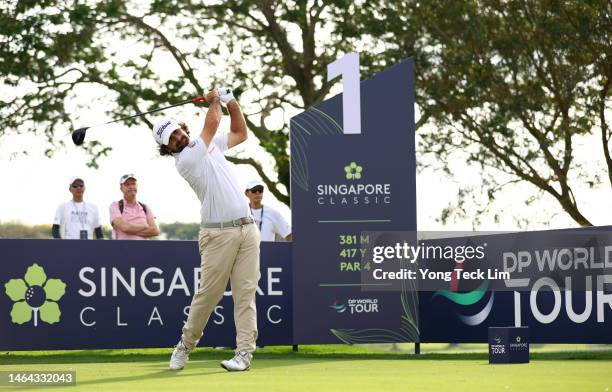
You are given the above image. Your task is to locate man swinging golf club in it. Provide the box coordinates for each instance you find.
[153,87,260,372]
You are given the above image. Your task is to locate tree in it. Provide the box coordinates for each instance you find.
[1,0,362,206]
[2,1,610,226]
[0,222,53,239]
[0,222,112,239]
[159,222,199,240]
[351,0,611,226]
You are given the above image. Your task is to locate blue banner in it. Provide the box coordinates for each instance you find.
[0,239,292,350]
[419,228,612,343]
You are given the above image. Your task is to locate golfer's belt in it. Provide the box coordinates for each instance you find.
[201,217,254,229]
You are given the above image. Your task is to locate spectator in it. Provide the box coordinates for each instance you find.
[244,179,292,241]
[109,174,160,240]
[52,176,103,239]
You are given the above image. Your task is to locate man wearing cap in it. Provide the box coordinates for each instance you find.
[109,174,160,240]
[52,176,103,240]
[244,179,292,242]
[153,87,259,372]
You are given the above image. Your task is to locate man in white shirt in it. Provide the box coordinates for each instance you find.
[52,176,103,239]
[153,87,259,372]
[244,179,292,241]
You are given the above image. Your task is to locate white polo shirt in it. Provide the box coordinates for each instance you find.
[175,134,250,225]
[250,205,291,241]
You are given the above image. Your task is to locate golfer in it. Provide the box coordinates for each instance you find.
[153,87,260,372]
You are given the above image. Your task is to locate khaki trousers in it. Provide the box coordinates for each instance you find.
[181,223,260,353]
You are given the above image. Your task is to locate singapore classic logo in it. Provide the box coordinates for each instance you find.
[344,162,363,180]
[316,162,391,206]
[510,335,528,351]
[4,263,66,326]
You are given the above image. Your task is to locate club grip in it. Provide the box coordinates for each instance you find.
[191,96,206,103]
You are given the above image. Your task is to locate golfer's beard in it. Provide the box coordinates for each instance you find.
[176,136,189,152]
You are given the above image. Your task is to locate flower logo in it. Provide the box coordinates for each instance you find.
[344,162,363,180]
[4,263,66,326]
[515,336,521,343]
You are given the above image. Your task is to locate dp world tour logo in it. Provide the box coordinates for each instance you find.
[330,298,379,314]
[4,263,66,326]
[344,162,363,180]
[330,299,347,313]
[432,280,494,326]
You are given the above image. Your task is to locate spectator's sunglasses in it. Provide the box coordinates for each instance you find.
[71,183,84,189]
[248,186,264,194]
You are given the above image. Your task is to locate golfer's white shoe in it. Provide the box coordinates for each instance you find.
[220,351,252,372]
[169,340,191,370]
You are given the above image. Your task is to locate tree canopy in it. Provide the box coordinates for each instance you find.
[1,0,610,226]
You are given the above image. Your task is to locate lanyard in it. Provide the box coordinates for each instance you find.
[250,206,264,231]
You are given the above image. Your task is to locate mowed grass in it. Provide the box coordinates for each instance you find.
[0,345,611,392]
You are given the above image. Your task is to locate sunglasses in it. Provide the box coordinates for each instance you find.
[248,186,264,193]
[71,184,84,189]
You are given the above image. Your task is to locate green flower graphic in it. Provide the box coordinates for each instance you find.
[344,162,363,180]
[4,263,66,326]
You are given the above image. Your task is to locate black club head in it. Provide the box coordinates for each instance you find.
[72,127,88,146]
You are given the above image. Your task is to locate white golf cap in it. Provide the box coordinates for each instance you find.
[245,178,264,190]
[69,176,84,186]
[119,173,137,184]
[152,117,181,146]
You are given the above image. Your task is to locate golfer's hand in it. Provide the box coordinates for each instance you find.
[205,88,220,102]
[218,87,235,105]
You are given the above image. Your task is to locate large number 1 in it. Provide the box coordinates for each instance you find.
[327,53,362,134]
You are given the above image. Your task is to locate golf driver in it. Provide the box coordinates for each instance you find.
[71,89,230,146]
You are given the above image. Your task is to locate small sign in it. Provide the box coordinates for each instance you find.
[488,326,529,364]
